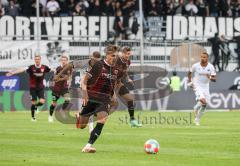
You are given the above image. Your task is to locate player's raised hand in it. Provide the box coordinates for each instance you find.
[6,72,13,77]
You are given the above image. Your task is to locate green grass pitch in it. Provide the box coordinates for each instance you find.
[0,111,240,166]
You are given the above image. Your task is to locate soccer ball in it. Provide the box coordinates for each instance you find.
[144,139,160,154]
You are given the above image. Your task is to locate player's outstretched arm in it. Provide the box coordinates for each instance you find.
[187,71,192,83]
[6,68,26,77]
[81,74,90,106]
[187,71,194,88]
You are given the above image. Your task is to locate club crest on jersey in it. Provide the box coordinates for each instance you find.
[41,68,45,72]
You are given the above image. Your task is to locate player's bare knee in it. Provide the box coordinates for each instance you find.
[52,102,57,106]
[200,99,206,105]
[97,116,108,124]
[39,99,45,104]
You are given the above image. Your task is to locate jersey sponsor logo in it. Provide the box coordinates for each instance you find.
[101,73,117,80]
[34,73,44,77]
[0,76,20,90]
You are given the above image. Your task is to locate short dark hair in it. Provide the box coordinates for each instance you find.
[92,51,101,59]
[121,46,131,53]
[34,55,41,59]
[172,71,177,76]
[202,52,209,57]
[104,45,118,54]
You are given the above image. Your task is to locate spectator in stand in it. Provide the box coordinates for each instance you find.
[102,0,114,16]
[113,0,122,14]
[122,0,136,35]
[73,2,86,16]
[68,0,76,16]
[18,0,31,16]
[148,0,160,16]
[185,0,198,16]
[196,0,209,16]
[89,0,101,16]
[218,0,230,16]
[165,0,174,15]
[113,10,125,40]
[0,2,5,16]
[230,0,240,17]
[173,0,186,15]
[31,0,43,16]
[6,0,19,17]
[40,0,47,16]
[1,0,8,7]
[59,0,69,16]
[46,0,60,17]
[208,0,218,16]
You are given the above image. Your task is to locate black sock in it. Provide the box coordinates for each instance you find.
[31,104,36,118]
[88,123,104,145]
[36,102,43,107]
[128,101,135,120]
[49,104,56,116]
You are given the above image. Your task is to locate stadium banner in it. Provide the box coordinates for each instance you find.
[0,16,240,41]
[0,41,69,68]
[0,76,20,90]
[0,72,239,111]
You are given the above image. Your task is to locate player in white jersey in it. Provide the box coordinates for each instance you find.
[188,52,216,126]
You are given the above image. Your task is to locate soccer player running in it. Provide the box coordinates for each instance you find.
[6,55,52,121]
[115,46,142,127]
[77,45,119,153]
[188,52,216,126]
[48,54,73,122]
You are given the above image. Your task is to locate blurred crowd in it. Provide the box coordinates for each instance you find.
[0,0,240,17]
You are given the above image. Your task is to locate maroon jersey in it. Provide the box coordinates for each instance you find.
[115,56,131,80]
[26,65,51,89]
[52,65,72,95]
[86,60,119,102]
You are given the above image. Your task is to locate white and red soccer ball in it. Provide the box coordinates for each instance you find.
[144,139,160,154]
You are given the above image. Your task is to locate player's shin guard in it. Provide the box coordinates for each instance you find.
[197,104,207,120]
[128,101,135,120]
[194,101,201,111]
[49,104,56,116]
[31,104,36,118]
[88,115,94,134]
[88,123,104,145]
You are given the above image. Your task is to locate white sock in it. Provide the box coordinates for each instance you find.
[197,105,206,120]
[194,101,201,112]
[85,143,92,148]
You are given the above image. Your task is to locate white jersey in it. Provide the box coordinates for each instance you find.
[191,62,216,89]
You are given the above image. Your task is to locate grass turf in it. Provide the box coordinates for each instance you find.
[0,111,240,166]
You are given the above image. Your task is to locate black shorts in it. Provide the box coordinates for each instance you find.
[52,92,70,102]
[80,100,110,117]
[30,88,44,101]
[118,85,130,96]
[52,94,60,102]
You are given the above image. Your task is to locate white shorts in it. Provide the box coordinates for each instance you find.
[194,87,210,103]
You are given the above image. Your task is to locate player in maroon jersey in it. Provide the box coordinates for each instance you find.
[77,45,119,153]
[115,46,142,127]
[6,55,52,121]
[48,54,73,122]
